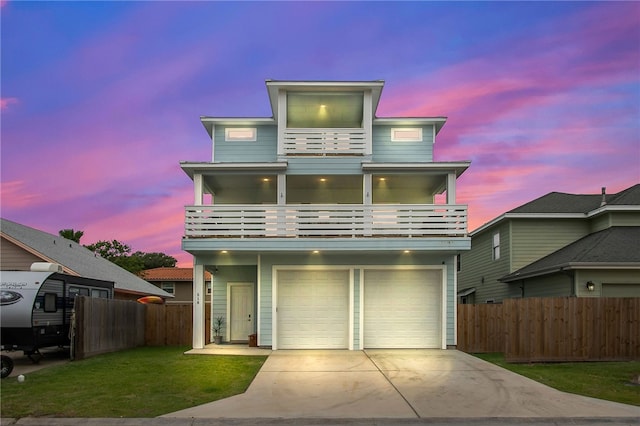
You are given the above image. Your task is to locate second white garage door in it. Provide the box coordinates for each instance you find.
[277,269,349,349]
[363,269,442,349]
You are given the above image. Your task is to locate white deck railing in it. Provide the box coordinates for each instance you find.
[282,128,367,155]
[185,204,467,238]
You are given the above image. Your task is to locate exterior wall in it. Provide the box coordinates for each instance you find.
[149,281,193,303]
[0,237,43,270]
[458,222,511,303]
[518,273,573,298]
[286,157,363,175]
[510,219,589,271]
[214,125,277,162]
[254,252,455,348]
[210,265,258,342]
[574,269,640,298]
[372,125,434,162]
[203,252,458,348]
[590,212,640,232]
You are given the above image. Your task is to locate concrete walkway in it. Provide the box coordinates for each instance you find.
[164,349,640,419]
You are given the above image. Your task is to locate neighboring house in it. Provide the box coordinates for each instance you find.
[457,185,640,303]
[1,218,173,301]
[180,79,471,349]
[142,267,212,303]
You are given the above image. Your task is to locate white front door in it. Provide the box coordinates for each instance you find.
[229,283,254,341]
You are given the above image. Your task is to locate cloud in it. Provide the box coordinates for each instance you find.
[1,97,18,111]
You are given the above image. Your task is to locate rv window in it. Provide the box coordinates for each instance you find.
[44,293,57,312]
[91,289,109,298]
[69,287,90,297]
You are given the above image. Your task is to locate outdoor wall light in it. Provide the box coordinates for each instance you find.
[586,281,595,292]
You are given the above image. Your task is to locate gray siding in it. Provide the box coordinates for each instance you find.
[286,157,363,175]
[372,125,434,162]
[520,273,572,298]
[511,219,589,270]
[458,222,511,303]
[214,125,277,162]
[590,212,640,232]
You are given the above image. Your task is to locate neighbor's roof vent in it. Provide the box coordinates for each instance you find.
[30,262,63,273]
[600,187,607,207]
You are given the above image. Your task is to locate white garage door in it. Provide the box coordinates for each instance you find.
[277,269,349,349]
[364,269,442,348]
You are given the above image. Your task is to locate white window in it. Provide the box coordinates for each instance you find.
[225,128,257,141]
[391,128,422,142]
[492,232,500,260]
[161,282,175,295]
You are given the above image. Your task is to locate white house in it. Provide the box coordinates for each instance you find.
[181,80,470,350]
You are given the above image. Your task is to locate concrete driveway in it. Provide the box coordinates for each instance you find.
[164,349,640,419]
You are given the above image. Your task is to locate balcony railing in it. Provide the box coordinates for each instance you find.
[282,128,367,155]
[185,204,467,238]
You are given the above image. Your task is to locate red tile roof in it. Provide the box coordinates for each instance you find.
[141,267,211,281]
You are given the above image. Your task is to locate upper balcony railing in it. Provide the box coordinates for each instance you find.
[282,128,367,155]
[185,204,467,238]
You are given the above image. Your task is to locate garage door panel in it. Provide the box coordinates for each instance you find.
[278,270,349,349]
[364,269,442,349]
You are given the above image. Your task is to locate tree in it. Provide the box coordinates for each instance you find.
[132,251,177,269]
[84,240,176,274]
[59,229,84,243]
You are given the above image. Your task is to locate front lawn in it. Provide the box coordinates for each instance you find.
[474,353,640,407]
[1,346,267,418]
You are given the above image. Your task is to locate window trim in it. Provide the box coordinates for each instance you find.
[160,282,175,295]
[225,127,257,142]
[492,232,501,260]
[391,127,423,142]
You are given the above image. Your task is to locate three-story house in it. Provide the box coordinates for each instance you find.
[181,80,470,350]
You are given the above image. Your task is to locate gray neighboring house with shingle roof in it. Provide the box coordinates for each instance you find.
[1,218,172,300]
[457,184,640,303]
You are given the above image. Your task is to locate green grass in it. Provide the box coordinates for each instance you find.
[473,353,640,407]
[0,346,267,418]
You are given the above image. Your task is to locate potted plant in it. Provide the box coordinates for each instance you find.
[213,316,225,344]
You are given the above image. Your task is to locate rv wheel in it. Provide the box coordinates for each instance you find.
[1,355,14,379]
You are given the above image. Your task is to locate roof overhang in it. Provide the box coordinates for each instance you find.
[180,162,288,180]
[457,287,476,297]
[200,117,275,139]
[470,213,587,236]
[265,79,385,120]
[500,262,640,282]
[362,161,470,177]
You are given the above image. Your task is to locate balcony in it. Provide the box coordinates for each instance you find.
[281,128,368,155]
[185,204,467,238]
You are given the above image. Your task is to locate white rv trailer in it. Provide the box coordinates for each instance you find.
[0,263,114,377]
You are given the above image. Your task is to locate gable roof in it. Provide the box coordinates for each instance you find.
[508,184,640,214]
[500,226,640,282]
[472,184,640,235]
[141,267,211,282]
[1,218,172,298]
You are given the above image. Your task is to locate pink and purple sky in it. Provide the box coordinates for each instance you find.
[1,1,639,267]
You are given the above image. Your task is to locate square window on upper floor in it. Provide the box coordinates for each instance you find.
[286,92,363,128]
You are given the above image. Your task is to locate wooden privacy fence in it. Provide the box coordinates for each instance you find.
[145,304,211,346]
[74,299,210,359]
[457,297,640,362]
[73,296,145,360]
